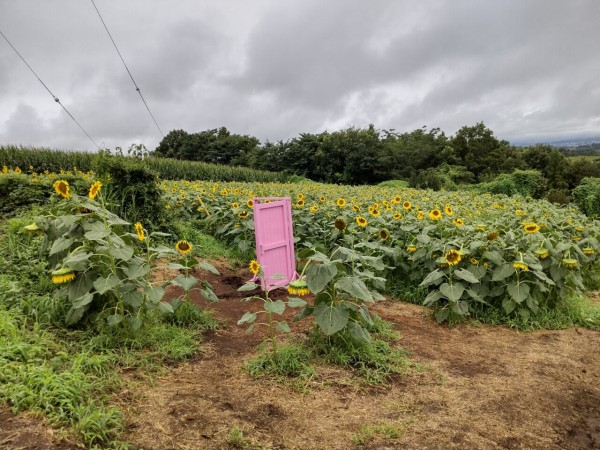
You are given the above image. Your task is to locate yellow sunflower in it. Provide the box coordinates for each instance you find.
[232,202,239,209]
[238,211,249,219]
[561,258,578,269]
[337,198,346,207]
[403,201,411,210]
[523,223,540,234]
[334,217,347,231]
[288,279,309,296]
[379,228,390,241]
[513,261,529,271]
[407,245,417,252]
[393,213,402,220]
[88,180,102,199]
[249,259,261,275]
[416,211,424,220]
[297,199,305,207]
[356,216,368,227]
[444,249,461,266]
[444,204,453,215]
[370,208,380,217]
[53,179,71,199]
[176,240,193,255]
[453,218,464,227]
[51,267,75,284]
[135,222,145,241]
[428,209,442,220]
[583,247,595,255]
[247,199,254,208]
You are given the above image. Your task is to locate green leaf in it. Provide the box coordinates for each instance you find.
[359,304,374,325]
[198,261,220,275]
[167,263,187,270]
[293,305,314,321]
[108,244,134,261]
[50,237,74,255]
[502,298,517,314]
[128,316,143,332]
[124,263,150,279]
[68,271,94,301]
[264,300,286,315]
[93,274,120,295]
[287,297,307,308]
[107,314,124,326]
[348,321,371,342]
[72,292,94,309]
[63,251,92,271]
[159,302,174,314]
[276,321,291,333]
[314,302,349,335]
[237,312,257,325]
[201,288,218,303]
[507,282,530,303]
[306,262,337,294]
[65,306,86,325]
[173,274,198,291]
[238,282,259,292]
[123,291,143,308]
[467,289,489,305]
[423,290,442,306]
[451,301,469,316]
[434,308,449,323]
[144,285,164,303]
[245,323,256,334]
[335,276,373,302]
[453,268,480,284]
[533,270,555,286]
[439,282,465,302]
[526,296,539,314]
[483,250,503,266]
[492,264,515,281]
[420,269,445,287]
[84,227,111,241]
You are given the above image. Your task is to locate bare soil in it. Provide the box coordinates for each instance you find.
[2,260,599,449]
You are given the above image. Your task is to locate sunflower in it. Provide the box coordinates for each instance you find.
[428,209,442,220]
[51,267,75,284]
[370,208,380,217]
[356,216,368,227]
[337,198,346,207]
[523,223,540,234]
[407,245,417,252]
[575,226,584,232]
[334,217,347,231]
[452,218,464,227]
[561,258,578,269]
[486,231,500,240]
[238,211,249,219]
[247,199,254,208]
[53,180,71,199]
[297,193,305,200]
[249,259,261,275]
[515,209,527,216]
[470,258,479,265]
[572,236,581,242]
[512,261,529,271]
[379,228,390,241]
[310,205,318,213]
[288,279,309,296]
[89,181,102,200]
[393,213,402,220]
[232,202,239,209]
[416,211,424,220]
[176,240,193,255]
[444,249,461,266]
[319,196,326,203]
[352,205,360,212]
[535,248,549,259]
[393,196,401,204]
[583,247,596,255]
[135,222,145,241]
[297,199,305,207]
[2,166,8,173]
[444,204,453,215]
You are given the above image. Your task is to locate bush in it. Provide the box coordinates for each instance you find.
[572,177,600,217]
[94,155,168,229]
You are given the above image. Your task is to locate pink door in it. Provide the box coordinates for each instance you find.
[253,197,296,291]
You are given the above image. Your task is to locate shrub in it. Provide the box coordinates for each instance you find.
[572,177,600,217]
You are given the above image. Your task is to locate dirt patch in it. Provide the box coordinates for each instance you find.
[0,407,81,450]
[3,262,600,449]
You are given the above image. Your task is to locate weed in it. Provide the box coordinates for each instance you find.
[245,342,315,381]
[352,421,404,446]
[225,425,267,449]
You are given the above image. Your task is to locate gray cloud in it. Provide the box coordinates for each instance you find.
[0,0,599,152]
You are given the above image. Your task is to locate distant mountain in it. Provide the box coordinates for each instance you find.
[511,136,600,148]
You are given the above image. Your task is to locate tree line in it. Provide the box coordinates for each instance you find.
[152,123,600,196]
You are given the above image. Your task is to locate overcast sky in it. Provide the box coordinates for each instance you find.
[1,0,599,152]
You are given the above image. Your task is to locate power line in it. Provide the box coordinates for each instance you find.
[90,0,165,138]
[0,28,101,150]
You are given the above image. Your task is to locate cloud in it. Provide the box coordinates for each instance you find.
[1,0,599,151]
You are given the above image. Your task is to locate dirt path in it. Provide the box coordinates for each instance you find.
[1,262,599,449]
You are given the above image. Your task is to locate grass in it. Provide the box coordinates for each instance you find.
[245,342,315,382]
[0,206,210,447]
[224,426,268,450]
[174,219,244,265]
[464,294,600,330]
[352,421,405,446]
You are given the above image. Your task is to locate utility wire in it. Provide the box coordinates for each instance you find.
[90,0,165,138]
[0,29,101,150]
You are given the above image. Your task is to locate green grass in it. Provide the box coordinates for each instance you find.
[225,425,268,450]
[245,342,315,382]
[173,219,243,264]
[464,294,600,330]
[352,421,404,446]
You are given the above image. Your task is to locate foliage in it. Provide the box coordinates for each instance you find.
[572,177,600,218]
[245,342,315,381]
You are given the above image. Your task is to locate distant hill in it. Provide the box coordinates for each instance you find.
[512,136,600,148]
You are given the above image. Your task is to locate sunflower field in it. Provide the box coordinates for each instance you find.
[162,179,600,322]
